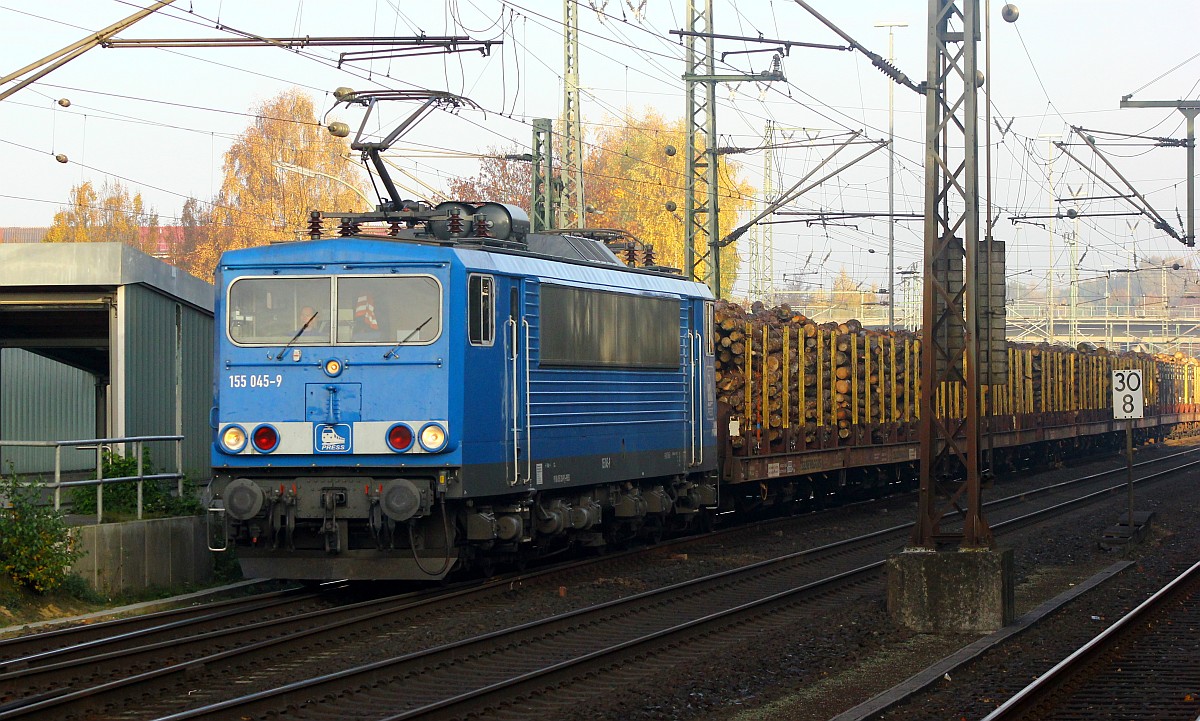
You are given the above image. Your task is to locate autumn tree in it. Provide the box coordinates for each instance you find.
[832,267,862,307]
[175,197,214,276]
[548,110,756,287]
[447,151,530,210]
[444,108,755,292]
[193,88,368,279]
[44,180,152,247]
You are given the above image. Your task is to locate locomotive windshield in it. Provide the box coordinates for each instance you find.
[335,276,442,345]
[228,277,332,345]
[227,275,442,346]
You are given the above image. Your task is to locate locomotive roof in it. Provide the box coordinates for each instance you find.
[218,234,713,299]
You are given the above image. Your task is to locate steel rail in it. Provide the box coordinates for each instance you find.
[981,558,1200,720]
[0,587,314,669]
[144,454,1200,721]
[0,498,881,716]
[367,457,1200,721]
[2,444,1195,720]
[979,559,1200,715]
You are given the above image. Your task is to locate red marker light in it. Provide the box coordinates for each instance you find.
[387,423,414,452]
[252,425,279,452]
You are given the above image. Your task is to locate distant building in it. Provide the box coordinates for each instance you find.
[138,225,185,259]
[0,227,49,243]
[0,226,187,260]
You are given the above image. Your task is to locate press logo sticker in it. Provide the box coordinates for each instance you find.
[315,423,352,453]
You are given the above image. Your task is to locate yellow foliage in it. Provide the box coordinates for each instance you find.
[44,180,149,248]
[584,109,755,292]
[444,108,756,294]
[196,88,368,280]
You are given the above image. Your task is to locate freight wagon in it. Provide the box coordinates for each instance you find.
[711,299,1200,511]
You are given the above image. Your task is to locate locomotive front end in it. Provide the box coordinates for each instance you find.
[210,246,460,580]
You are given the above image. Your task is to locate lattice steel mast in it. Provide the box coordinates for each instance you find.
[683,0,719,295]
[914,0,990,548]
[531,118,554,232]
[559,0,585,229]
[749,120,776,302]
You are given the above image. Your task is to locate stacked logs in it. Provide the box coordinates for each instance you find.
[714,300,1182,451]
[1008,341,1159,414]
[714,299,919,448]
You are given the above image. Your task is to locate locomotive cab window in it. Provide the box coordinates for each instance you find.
[227,277,331,345]
[335,275,442,345]
[468,274,495,346]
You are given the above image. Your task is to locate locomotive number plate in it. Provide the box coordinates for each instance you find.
[229,374,283,389]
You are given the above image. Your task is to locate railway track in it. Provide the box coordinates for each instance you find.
[0,514,855,717]
[1,444,1195,721]
[0,585,330,666]
[981,558,1200,721]
[0,501,857,709]
[154,449,1200,721]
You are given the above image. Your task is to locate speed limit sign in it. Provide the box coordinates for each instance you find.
[1112,369,1144,419]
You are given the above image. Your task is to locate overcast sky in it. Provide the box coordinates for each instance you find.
[2,1,1198,297]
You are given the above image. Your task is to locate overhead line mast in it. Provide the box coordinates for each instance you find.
[673,22,787,298]
[560,0,585,230]
[749,120,776,303]
[682,0,719,297]
[914,0,990,549]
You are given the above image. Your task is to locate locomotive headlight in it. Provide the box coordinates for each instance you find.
[323,359,343,377]
[221,425,247,453]
[418,422,447,452]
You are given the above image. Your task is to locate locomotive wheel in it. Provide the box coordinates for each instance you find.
[639,517,666,544]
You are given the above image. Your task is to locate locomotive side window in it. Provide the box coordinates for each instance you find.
[227,277,331,345]
[540,285,679,369]
[335,275,442,345]
[704,302,715,355]
[468,274,495,346]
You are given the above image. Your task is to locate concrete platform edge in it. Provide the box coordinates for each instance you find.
[0,578,268,636]
[831,560,1134,721]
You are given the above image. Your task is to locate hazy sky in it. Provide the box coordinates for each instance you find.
[1,1,1198,296]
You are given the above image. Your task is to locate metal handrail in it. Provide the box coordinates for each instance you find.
[0,435,185,523]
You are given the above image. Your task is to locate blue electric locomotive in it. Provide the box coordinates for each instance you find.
[209,202,719,579]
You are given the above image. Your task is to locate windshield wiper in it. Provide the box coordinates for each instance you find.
[274,311,319,360]
[383,316,433,358]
